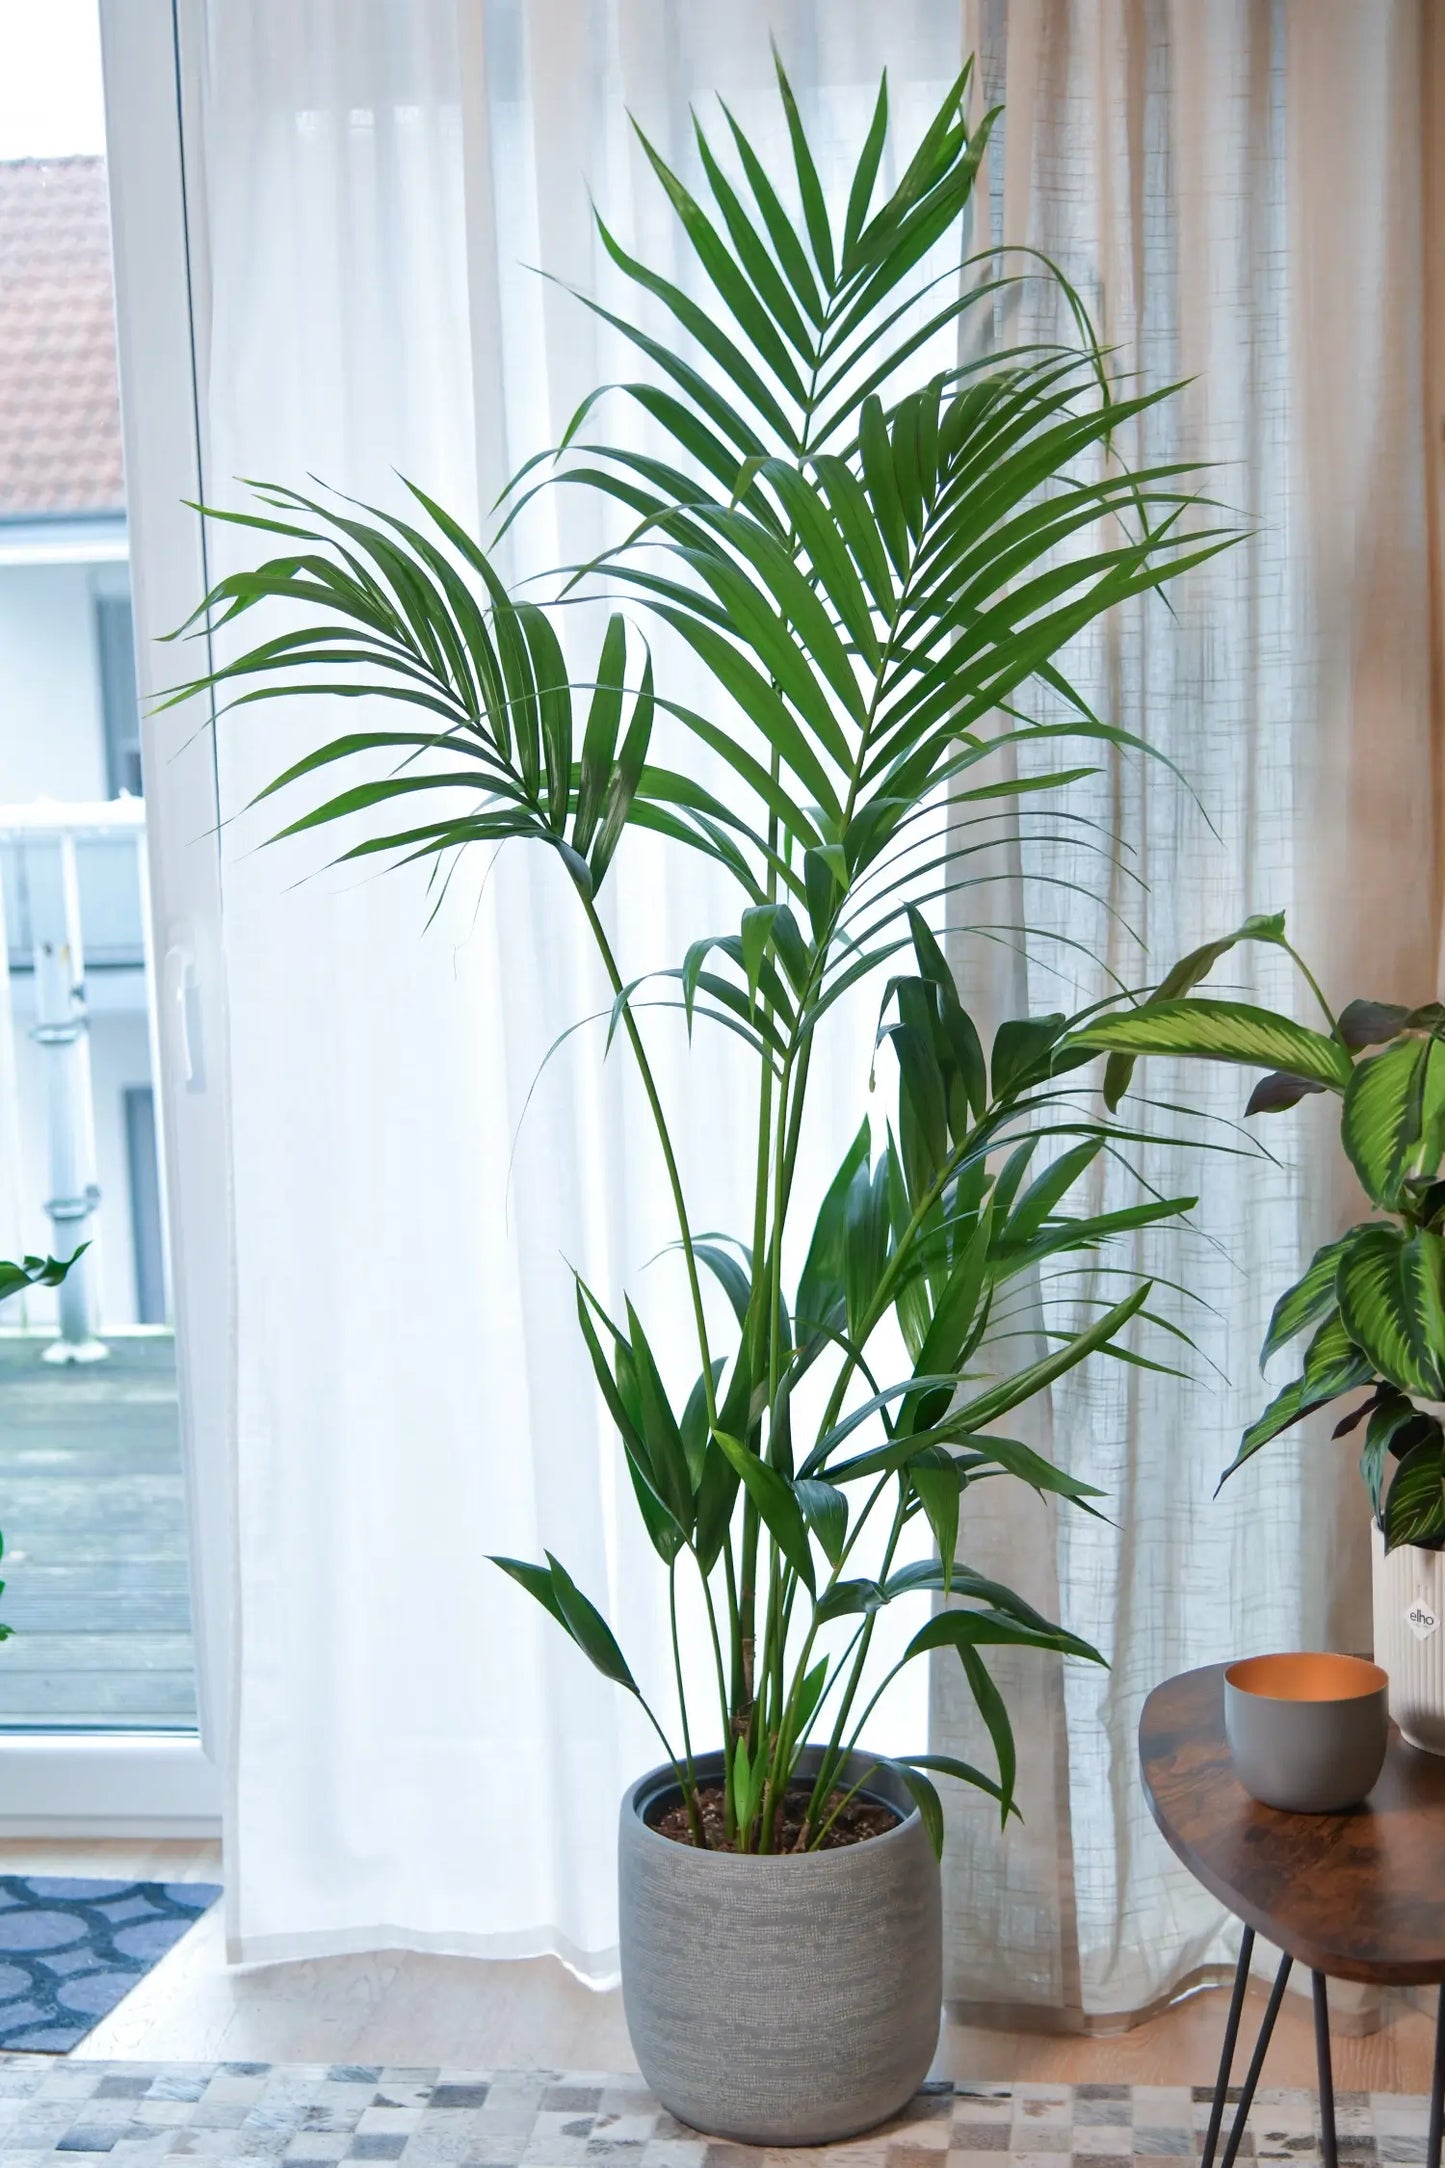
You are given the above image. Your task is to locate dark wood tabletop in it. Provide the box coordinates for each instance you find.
[1140,1663,1445,1985]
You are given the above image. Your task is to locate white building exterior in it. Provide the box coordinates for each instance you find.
[0,156,164,1337]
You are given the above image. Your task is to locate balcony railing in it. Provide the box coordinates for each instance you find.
[0,805,197,1730]
[0,799,168,1354]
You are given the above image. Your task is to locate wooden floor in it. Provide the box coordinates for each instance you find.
[3,1836,1438,2087]
[0,1333,197,1728]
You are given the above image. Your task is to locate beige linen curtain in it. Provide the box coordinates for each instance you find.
[936,0,1443,2029]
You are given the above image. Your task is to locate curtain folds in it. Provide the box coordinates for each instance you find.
[180,0,1441,2007]
[196,0,965,1974]
[933,0,1439,2027]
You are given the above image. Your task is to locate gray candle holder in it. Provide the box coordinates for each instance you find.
[1225,1652,1388,1813]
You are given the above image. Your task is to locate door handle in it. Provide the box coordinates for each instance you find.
[163,944,205,1092]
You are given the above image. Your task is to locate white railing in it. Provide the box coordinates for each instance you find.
[0,800,166,1354]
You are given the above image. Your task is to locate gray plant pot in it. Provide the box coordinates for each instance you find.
[618,1745,942,2146]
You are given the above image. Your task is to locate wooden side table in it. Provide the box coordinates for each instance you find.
[1140,1664,1445,2168]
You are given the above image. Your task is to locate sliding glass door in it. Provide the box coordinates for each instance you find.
[0,0,231,1822]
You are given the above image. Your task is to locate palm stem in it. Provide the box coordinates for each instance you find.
[637,1692,704,1848]
[768,1472,892,1800]
[806,1486,910,1828]
[734,774,783,1790]
[669,1560,699,1815]
[737,324,838,1842]
[579,890,717,1427]
[697,1558,735,1833]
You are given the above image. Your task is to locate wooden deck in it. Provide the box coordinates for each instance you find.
[0,1333,197,1729]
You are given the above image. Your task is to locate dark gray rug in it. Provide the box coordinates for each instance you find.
[0,1878,220,2051]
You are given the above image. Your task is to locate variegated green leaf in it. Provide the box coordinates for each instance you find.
[1102,913,1287,1110]
[1075,999,1351,1091]
[1221,1310,1374,1484]
[1361,1390,1436,1523]
[1342,1039,1429,1206]
[1383,1437,1445,1552]
[1260,1235,1356,1370]
[1336,1226,1445,1399]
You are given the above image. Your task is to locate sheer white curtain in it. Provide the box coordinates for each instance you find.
[178,0,1439,1998]
[190,0,967,1971]
[934,0,1439,2027]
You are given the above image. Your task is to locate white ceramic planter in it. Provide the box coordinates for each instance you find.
[1372,1526,1445,1754]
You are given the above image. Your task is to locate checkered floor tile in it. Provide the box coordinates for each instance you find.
[0,2068,1423,2166]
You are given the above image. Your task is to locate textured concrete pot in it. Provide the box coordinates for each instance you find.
[1224,1651,1388,1811]
[618,1745,941,2145]
[1373,1527,1445,1755]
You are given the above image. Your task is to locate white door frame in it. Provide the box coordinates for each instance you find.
[0,0,233,1836]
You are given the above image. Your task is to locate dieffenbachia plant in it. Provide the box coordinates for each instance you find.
[1075,915,1445,1552]
[160,56,1233,1852]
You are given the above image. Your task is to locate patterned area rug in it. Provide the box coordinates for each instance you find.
[0,1881,221,2053]
[0,2070,1426,2166]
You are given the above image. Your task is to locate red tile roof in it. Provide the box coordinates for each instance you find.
[0,157,124,518]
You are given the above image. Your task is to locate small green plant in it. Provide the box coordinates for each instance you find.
[0,1246,82,1644]
[163,57,1232,1851]
[1076,917,1445,1551]
[0,1250,83,1305]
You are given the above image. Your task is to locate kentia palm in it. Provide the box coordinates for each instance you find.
[162,58,1231,2139]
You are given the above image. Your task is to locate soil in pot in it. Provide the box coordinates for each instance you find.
[651,1781,900,1852]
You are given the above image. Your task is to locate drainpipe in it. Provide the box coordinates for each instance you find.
[30,833,107,1364]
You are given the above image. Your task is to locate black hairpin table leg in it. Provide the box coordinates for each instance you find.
[1205,1949,1434,2168]
[1312,1973,1338,2168]
[1215,1946,1294,2168]
[1200,1927,1256,2168]
[1428,1985,1445,2168]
